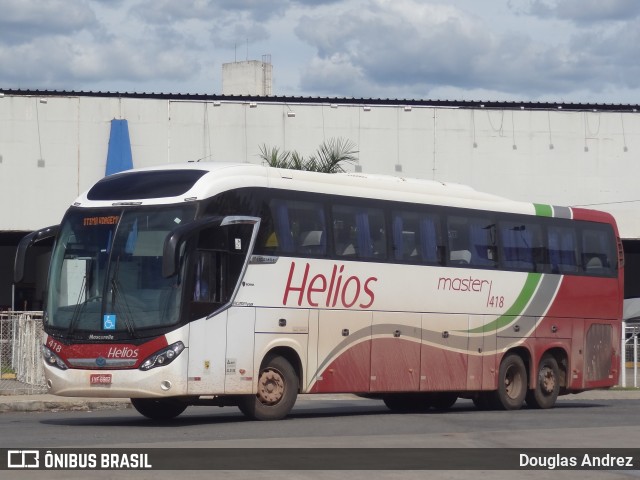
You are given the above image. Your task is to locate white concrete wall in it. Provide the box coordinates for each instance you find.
[1,93,639,237]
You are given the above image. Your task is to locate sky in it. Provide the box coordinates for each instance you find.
[1,0,639,103]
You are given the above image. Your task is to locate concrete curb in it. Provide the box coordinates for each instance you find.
[0,394,131,413]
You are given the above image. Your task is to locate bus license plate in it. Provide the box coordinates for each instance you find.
[90,374,112,385]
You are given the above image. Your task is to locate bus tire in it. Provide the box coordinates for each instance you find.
[429,392,458,411]
[238,355,298,421]
[526,354,560,409]
[383,393,432,412]
[130,398,187,420]
[493,353,527,410]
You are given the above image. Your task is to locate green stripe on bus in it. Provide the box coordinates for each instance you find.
[534,203,553,217]
[468,273,542,333]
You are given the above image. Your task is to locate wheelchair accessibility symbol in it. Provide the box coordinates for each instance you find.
[103,314,116,330]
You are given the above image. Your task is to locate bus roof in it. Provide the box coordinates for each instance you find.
[75,162,606,221]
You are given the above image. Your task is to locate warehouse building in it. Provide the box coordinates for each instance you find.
[0,88,639,314]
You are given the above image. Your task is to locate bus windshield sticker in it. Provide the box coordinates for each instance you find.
[103,314,116,330]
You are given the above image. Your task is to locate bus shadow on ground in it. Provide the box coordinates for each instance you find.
[38,398,607,428]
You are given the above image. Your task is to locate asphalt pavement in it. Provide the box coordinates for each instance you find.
[1,389,640,414]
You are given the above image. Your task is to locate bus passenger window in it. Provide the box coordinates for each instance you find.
[548,226,578,274]
[447,216,497,268]
[499,221,544,272]
[332,205,385,259]
[264,199,327,256]
[254,200,277,254]
[298,230,324,255]
[392,211,441,264]
[369,211,387,259]
[333,217,356,257]
[294,204,326,256]
[582,226,615,276]
[270,200,296,253]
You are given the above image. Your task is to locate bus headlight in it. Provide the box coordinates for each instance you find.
[139,341,185,371]
[41,345,68,370]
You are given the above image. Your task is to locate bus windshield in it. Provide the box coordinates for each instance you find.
[46,205,196,337]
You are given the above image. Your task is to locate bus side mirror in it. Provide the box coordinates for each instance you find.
[14,225,60,283]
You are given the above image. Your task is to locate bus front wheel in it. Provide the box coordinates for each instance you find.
[526,354,560,409]
[238,355,298,421]
[130,398,187,420]
[492,353,527,410]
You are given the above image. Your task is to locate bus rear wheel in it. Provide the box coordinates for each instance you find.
[492,353,527,410]
[130,398,188,420]
[526,354,560,409]
[238,355,298,421]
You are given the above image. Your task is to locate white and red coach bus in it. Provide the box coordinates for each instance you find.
[15,163,623,420]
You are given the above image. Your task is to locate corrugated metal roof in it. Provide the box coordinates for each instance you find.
[1,88,638,112]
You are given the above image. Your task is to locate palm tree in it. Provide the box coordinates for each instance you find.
[258,138,358,173]
[258,145,291,169]
[307,138,358,173]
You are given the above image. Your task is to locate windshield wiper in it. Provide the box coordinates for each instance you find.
[66,274,88,338]
[109,257,137,338]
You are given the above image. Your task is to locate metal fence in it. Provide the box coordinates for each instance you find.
[1,312,639,395]
[0,311,47,394]
[622,322,640,388]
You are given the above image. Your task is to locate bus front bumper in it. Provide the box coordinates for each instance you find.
[43,355,189,398]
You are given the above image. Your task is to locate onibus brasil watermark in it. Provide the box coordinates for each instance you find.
[3,448,639,471]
